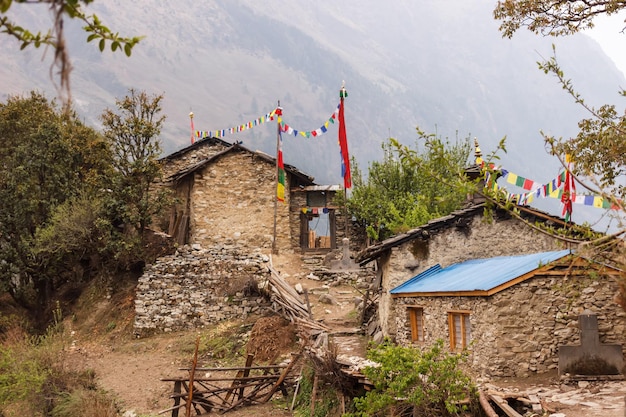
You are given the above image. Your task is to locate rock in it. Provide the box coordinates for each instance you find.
[318,294,336,305]
[306,273,320,281]
[373,330,384,344]
[295,283,304,294]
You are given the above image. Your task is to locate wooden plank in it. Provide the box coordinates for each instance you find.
[179,365,286,372]
[261,352,302,403]
[164,375,281,383]
[158,402,186,415]
[268,267,304,302]
[172,381,182,417]
[489,394,523,417]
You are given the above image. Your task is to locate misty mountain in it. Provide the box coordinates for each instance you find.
[1,0,624,228]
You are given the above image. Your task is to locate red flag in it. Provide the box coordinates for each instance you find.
[338,87,351,189]
[277,123,285,203]
[561,159,575,222]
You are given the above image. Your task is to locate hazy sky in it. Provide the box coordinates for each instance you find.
[587,12,626,79]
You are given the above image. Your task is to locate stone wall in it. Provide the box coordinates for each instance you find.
[134,244,271,334]
[160,140,228,178]
[186,150,293,253]
[379,214,572,337]
[392,271,626,378]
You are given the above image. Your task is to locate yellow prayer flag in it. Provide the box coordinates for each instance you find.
[593,196,603,208]
[507,173,518,185]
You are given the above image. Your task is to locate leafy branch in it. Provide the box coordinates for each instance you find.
[494,0,626,38]
[0,0,144,105]
[537,46,626,217]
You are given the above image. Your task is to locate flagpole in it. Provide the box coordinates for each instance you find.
[189,111,195,144]
[272,101,282,255]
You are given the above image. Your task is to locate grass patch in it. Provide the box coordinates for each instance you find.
[175,321,250,365]
[0,313,121,417]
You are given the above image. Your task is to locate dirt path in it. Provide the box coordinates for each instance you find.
[64,252,367,416]
[63,252,626,417]
[67,334,294,416]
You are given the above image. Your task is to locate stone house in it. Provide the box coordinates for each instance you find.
[133,137,369,334]
[355,203,626,377]
[158,137,361,254]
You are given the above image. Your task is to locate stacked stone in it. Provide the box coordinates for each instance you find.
[134,244,271,334]
[392,274,626,378]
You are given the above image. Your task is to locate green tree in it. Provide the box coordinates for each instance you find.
[494,0,626,38]
[493,1,626,307]
[347,131,472,241]
[0,92,112,309]
[347,340,478,417]
[100,89,171,241]
[493,3,626,230]
[0,0,143,103]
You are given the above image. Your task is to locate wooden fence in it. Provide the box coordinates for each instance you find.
[160,353,301,416]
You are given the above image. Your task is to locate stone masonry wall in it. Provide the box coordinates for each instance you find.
[392,271,626,378]
[379,214,572,337]
[134,244,271,334]
[160,141,228,179]
[188,151,292,254]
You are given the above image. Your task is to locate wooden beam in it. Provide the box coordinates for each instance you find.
[489,394,523,417]
[261,352,302,403]
[479,391,499,417]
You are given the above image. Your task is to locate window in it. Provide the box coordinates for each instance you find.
[408,307,424,343]
[448,311,471,350]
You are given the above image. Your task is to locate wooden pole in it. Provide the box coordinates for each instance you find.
[261,351,302,403]
[238,354,255,400]
[479,391,499,417]
[185,337,200,417]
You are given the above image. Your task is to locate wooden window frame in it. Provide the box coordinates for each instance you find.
[448,310,471,350]
[407,306,424,343]
[299,209,336,251]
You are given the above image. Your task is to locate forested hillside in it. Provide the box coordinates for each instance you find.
[1,0,624,228]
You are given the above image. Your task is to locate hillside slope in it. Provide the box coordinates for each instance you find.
[1,0,624,227]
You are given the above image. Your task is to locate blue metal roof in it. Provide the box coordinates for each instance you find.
[390,249,572,296]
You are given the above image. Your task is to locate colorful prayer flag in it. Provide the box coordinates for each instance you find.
[276,114,285,203]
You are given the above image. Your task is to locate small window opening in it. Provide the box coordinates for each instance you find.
[408,307,424,343]
[448,311,471,350]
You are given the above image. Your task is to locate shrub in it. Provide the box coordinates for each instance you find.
[52,388,118,417]
[0,311,117,417]
[293,365,341,417]
[348,339,479,417]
